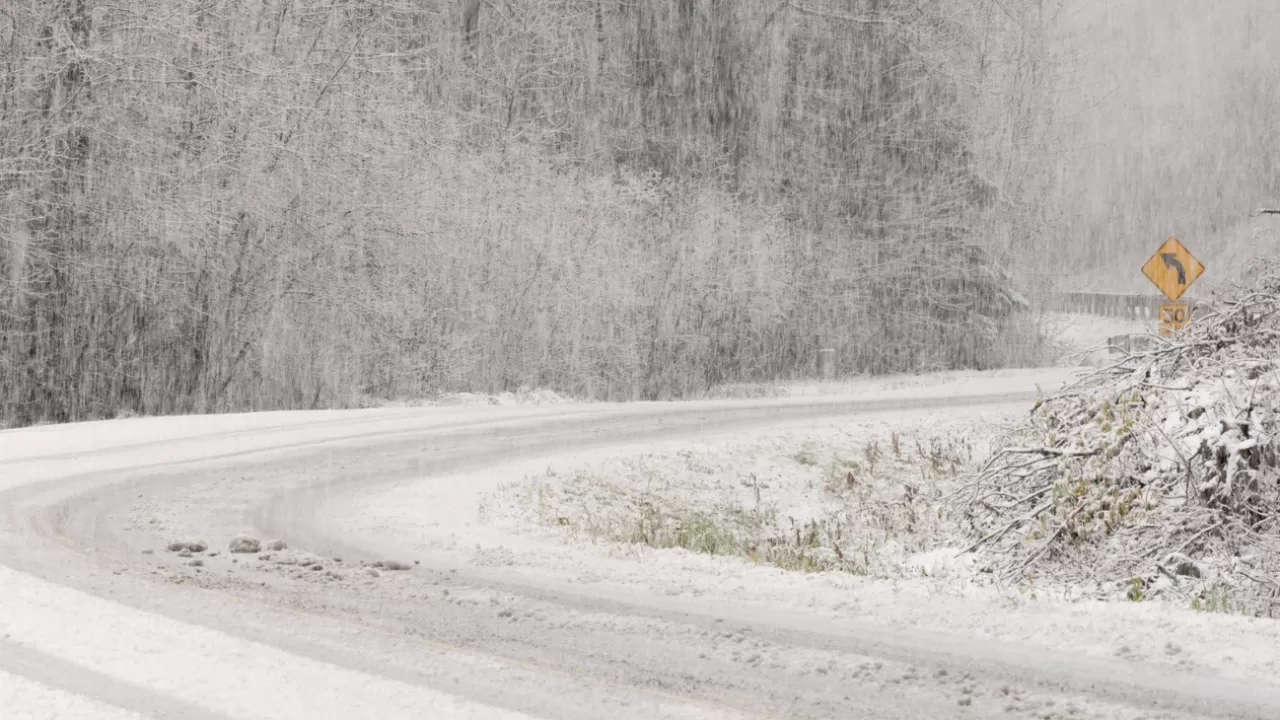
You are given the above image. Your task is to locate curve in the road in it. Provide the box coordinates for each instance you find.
[3,375,1277,720]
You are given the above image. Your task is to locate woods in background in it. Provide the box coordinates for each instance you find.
[1049,0,1280,288]
[0,0,1062,425]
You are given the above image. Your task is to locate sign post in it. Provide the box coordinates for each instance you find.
[817,348,835,379]
[1141,237,1204,337]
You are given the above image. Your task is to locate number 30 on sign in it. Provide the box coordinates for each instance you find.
[1159,303,1190,337]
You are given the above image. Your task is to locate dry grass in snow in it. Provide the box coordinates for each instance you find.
[505,419,991,580]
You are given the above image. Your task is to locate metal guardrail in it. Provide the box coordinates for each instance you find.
[1102,334,1158,354]
[1049,292,1213,356]
[1049,292,1207,320]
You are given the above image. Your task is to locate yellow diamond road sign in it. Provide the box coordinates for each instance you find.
[1141,236,1204,301]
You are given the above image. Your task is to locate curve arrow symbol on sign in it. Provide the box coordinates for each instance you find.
[1160,253,1186,285]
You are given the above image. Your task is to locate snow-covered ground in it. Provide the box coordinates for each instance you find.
[4,363,1280,719]
[330,402,1280,692]
[0,564,548,720]
[2,670,151,720]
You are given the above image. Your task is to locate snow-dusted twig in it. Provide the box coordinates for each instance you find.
[1166,521,1223,559]
[960,498,1054,554]
[997,446,1101,458]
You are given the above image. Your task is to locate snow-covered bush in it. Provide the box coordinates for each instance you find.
[957,271,1280,614]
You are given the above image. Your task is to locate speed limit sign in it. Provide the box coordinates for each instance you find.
[1158,303,1190,337]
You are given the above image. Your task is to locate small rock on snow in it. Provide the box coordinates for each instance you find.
[1166,552,1204,578]
[228,535,262,554]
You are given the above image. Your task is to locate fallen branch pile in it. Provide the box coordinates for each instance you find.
[955,272,1280,613]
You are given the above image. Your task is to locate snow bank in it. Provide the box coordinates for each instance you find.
[904,548,977,579]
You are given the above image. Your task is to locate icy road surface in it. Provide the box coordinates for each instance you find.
[3,368,1280,719]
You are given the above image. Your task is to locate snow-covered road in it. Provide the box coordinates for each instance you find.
[3,367,1280,719]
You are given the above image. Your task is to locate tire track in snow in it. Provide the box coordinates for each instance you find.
[0,638,229,720]
[0,565,548,720]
